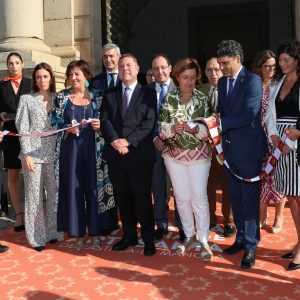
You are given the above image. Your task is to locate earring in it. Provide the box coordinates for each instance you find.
[85,80,89,88]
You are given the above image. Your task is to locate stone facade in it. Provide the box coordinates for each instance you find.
[0,0,103,90]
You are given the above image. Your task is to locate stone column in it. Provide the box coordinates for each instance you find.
[0,0,66,90]
[0,0,50,53]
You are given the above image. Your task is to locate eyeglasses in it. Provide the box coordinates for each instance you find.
[152,65,169,71]
[263,64,276,71]
[206,67,221,73]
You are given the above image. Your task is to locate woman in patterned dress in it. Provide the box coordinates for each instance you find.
[266,40,300,270]
[15,63,63,251]
[158,57,213,261]
[252,50,286,233]
[51,60,114,250]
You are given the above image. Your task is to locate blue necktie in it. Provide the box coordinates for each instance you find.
[158,84,166,112]
[227,78,234,99]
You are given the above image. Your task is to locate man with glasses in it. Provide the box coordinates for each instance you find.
[200,57,236,238]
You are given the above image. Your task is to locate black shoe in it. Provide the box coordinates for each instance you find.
[241,250,256,269]
[0,244,9,253]
[288,261,300,271]
[100,229,112,236]
[223,225,236,237]
[112,238,138,251]
[282,252,295,259]
[48,239,58,244]
[209,223,217,230]
[0,210,7,217]
[143,243,156,256]
[179,230,186,242]
[34,246,45,252]
[223,240,244,255]
[14,225,25,232]
[154,228,168,240]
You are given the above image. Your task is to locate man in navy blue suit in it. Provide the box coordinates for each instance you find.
[215,40,267,269]
[93,43,121,91]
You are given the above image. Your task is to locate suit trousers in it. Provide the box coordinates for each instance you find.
[152,148,168,228]
[108,159,155,244]
[224,167,260,251]
[22,162,63,248]
[164,158,211,243]
[207,153,234,226]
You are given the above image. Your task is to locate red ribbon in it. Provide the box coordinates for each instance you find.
[3,74,23,88]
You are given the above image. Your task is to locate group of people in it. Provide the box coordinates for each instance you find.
[0,40,300,272]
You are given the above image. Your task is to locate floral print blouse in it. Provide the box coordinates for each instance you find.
[158,88,212,165]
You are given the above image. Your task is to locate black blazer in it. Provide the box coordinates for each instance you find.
[92,72,121,92]
[0,77,32,132]
[100,83,157,162]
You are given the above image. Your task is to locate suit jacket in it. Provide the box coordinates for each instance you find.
[92,71,121,91]
[217,67,267,177]
[0,77,32,132]
[100,83,157,162]
[15,93,56,163]
[148,79,176,96]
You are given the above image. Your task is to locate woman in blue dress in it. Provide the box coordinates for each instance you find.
[52,60,115,249]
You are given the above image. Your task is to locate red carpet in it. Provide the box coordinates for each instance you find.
[0,203,300,300]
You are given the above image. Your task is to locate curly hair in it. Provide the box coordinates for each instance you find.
[274,40,300,81]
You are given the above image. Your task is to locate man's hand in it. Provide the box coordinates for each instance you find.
[271,135,280,148]
[111,139,130,155]
[282,144,291,155]
[153,136,166,151]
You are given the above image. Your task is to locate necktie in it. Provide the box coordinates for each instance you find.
[122,87,129,118]
[158,84,167,112]
[210,87,218,111]
[227,78,234,99]
[108,73,116,88]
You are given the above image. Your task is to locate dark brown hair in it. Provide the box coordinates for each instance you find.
[6,52,23,65]
[252,49,276,78]
[171,57,202,87]
[32,62,56,93]
[66,59,92,84]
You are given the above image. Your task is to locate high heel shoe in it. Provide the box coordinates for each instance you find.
[288,261,300,271]
[176,236,197,255]
[200,242,213,262]
[92,237,102,249]
[14,212,25,232]
[282,252,294,259]
[74,235,89,250]
[259,212,269,229]
[34,246,45,252]
[271,218,284,234]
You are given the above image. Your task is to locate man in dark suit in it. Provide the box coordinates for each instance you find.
[215,40,267,269]
[149,54,185,241]
[100,54,157,256]
[93,43,121,91]
[200,57,235,237]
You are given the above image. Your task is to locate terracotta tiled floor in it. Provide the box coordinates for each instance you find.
[0,202,300,300]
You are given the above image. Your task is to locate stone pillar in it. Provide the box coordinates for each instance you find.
[0,0,50,53]
[0,0,66,90]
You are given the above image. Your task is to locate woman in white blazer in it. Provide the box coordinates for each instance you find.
[15,63,63,251]
[265,41,300,271]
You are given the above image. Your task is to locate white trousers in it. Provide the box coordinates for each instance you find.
[164,158,211,243]
[22,162,63,247]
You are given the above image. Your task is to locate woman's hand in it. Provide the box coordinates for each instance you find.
[172,120,185,134]
[24,155,35,172]
[285,127,300,141]
[282,144,292,155]
[91,118,100,131]
[183,123,199,134]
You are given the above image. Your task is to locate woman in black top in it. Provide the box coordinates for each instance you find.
[0,52,31,231]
